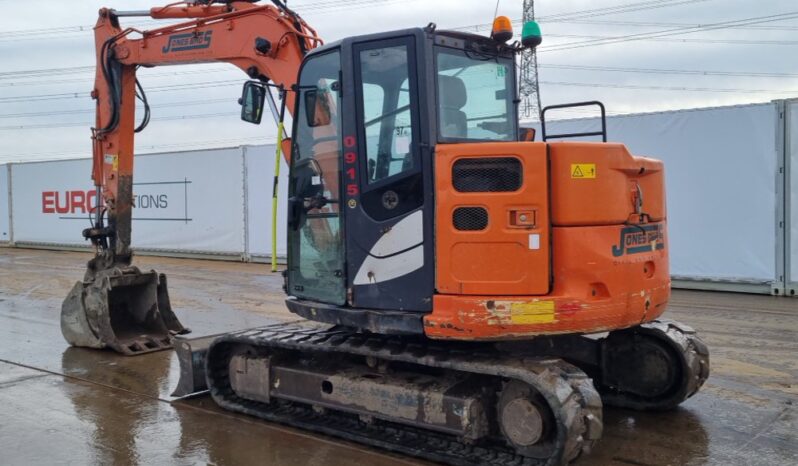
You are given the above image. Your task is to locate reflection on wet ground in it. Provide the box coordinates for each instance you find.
[0,248,796,465]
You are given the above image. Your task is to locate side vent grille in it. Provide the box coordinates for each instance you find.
[452,157,522,192]
[453,207,488,231]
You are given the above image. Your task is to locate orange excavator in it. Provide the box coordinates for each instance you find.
[61,2,709,465]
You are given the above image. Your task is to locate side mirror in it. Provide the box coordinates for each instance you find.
[240,81,266,124]
[304,88,332,127]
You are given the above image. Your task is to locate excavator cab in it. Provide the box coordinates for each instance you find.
[259,24,674,341]
[268,26,525,329]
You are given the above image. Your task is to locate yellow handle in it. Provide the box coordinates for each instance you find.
[271,121,284,272]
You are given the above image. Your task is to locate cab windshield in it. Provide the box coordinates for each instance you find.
[435,46,516,141]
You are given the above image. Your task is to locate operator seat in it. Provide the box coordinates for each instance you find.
[438,75,468,139]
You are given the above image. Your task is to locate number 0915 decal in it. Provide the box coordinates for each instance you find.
[344,137,358,199]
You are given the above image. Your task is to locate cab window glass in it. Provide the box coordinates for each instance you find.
[289,50,346,305]
[361,83,385,171]
[436,47,515,141]
[358,45,415,183]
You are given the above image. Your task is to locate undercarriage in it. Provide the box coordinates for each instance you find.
[175,318,709,466]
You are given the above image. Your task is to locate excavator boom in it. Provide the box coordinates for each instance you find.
[62,0,319,354]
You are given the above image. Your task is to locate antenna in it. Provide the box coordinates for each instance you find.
[519,0,542,122]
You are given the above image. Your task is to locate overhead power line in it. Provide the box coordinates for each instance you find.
[541,80,798,95]
[4,67,797,110]
[1,1,790,83]
[0,65,95,80]
[0,67,237,87]
[0,0,417,41]
[0,97,234,119]
[539,10,798,52]
[540,64,798,79]
[560,18,798,31]
[538,0,710,22]
[0,79,242,103]
[543,32,798,46]
[454,0,710,32]
[0,136,276,163]
[0,110,240,131]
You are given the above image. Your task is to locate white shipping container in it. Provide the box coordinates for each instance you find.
[788,101,798,293]
[0,165,10,243]
[244,144,289,259]
[10,147,247,255]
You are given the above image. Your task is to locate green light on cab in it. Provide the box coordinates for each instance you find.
[522,21,542,49]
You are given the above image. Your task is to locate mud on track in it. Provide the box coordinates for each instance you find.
[0,248,796,465]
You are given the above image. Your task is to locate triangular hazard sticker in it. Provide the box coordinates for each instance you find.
[572,165,584,177]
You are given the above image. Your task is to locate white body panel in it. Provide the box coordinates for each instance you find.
[354,211,424,285]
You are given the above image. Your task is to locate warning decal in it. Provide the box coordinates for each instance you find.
[571,163,596,179]
[105,154,119,172]
[510,300,556,325]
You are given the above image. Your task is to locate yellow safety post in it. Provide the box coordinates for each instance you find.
[271,87,287,272]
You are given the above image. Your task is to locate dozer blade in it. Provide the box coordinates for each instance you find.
[61,266,190,356]
[171,333,221,397]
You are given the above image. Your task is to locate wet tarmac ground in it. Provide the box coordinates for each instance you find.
[0,247,796,466]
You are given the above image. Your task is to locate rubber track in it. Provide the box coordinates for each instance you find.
[602,318,711,410]
[206,323,603,466]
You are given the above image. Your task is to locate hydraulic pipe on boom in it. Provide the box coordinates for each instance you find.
[61,0,320,355]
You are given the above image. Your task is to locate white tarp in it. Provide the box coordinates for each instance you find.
[790,102,798,282]
[535,103,779,283]
[10,147,246,254]
[0,165,10,243]
[244,144,289,259]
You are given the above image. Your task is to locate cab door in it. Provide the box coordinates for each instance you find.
[287,49,347,305]
[340,34,435,311]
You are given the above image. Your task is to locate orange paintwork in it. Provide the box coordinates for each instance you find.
[435,143,550,296]
[549,142,665,225]
[90,1,320,256]
[426,141,670,340]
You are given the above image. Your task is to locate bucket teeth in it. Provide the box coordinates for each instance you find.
[60,267,190,356]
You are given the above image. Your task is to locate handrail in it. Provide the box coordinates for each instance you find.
[541,101,607,142]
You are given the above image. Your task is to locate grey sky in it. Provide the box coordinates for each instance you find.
[0,0,796,163]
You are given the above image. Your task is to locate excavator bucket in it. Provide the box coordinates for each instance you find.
[61,267,189,355]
